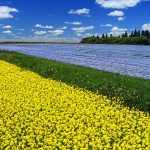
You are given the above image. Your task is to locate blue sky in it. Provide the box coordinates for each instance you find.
[0,0,150,42]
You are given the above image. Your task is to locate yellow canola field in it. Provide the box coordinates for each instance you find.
[0,60,150,150]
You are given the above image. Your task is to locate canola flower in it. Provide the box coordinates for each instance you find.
[0,60,150,150]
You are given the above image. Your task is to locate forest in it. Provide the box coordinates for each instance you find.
[81,30,150,45]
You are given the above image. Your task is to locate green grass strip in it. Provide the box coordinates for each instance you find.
[0,50,150,112]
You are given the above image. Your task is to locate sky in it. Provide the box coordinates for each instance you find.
[0,0,150,42]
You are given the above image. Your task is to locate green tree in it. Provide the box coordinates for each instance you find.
[106,33,108,38]
[130,31,134,37]
[122,33,125,37]
[133,29,138,37]
[137,30,141,37]
[124,31,128,37]
[144,30,150,39]
[102,34,105,38]
[141,30,145,36]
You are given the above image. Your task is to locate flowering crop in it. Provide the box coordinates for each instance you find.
[0,43,150,79]
[0,60,150,149]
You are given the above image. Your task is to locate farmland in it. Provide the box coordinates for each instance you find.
[0,60,150,149]
[0,50,150,112]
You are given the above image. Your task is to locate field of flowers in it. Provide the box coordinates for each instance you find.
[0,60,150,149]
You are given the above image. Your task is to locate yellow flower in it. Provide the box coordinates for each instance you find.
[0,60,150,149]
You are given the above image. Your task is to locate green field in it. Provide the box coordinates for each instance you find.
[0,50,150,113]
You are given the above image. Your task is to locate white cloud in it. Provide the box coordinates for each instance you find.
[48,29,64,36]
[65,21,82,25]
[35,24,54,29]
[20,29,25,31]
[110,27,127,36]
[85,33,100,37]
[108,11,125,21]
[0,35,80,43]
[2,25,12,29]
[108,10,124,17]
[142,23,150,30]
[72,26,94,34]
[3,30,12,34]
[77,32,100,37]
[118,17,125,21]
[34,31,47,35]
[84,33,93,37]
[0,6,18,19]
[130,28,135,31]
[59,26,67,30]
[95,0,141,9]
[35,24,41,28]
[68,8,90,16]
[76,33,82,37]
[100,24,113,27]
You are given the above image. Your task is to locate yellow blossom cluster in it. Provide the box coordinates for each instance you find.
[0,60,150,150]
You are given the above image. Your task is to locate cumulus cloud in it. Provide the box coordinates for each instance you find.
[59,26,67,30]
[100,24,113,27]
[3,30,12,34]
[110,27,127,36]
[72,26,94,34]
[68,8,90,16]
[77,32,100,37]
[108,10,124,17]
[34,31,47,35]
[118,17,125,21]
[2,25,12,29]
[0,6,18,19]
[35,24,54,29]
[65,22,82,25]
[108,10,125,21]
[76,32,102,38]
[95,0,141,9]
[48,29,64,36]
[142,24,150,31]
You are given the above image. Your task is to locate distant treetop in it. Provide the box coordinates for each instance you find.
[81,29,150,45]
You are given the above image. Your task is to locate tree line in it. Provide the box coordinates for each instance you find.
[81,29,150,45]
[122,30,150,39]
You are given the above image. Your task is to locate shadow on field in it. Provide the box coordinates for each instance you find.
[0,50,150,113]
